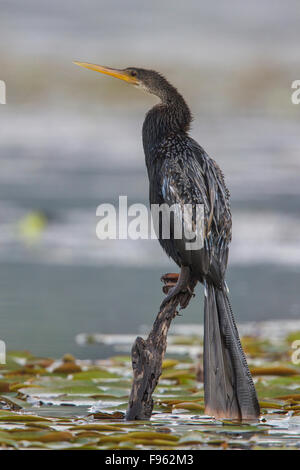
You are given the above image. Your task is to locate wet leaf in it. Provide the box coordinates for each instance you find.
[0,411,51,422]
[0,328,299,450]
[69,424,124,432]
[72,370,120,381]
[275,394,300,402]
[172,402,205,411]
[125,431,179,441]
[8,430,73,443]
[251,366,299,376]
[162,359,179,369]
[92,411,125,420]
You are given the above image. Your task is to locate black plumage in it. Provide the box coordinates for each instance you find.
[140,68,260,420]
[74,61,260,420]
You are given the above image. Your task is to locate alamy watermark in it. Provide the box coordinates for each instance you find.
[0,80,6,104]
[291,340,300,365]
[96,196,204,250]
[291,80,300,105]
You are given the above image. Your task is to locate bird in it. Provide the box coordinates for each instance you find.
[73,61,260,420]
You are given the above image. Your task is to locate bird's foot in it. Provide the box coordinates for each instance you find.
[160,273,179,295]
[160,266,194,311]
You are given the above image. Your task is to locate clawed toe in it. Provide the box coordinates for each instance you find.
[160,266,194,311]
[160,287,177,310]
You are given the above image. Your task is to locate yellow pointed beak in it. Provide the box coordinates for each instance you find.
[73,61,138,84]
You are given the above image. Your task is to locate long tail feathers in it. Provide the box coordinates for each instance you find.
[204,282,260,420]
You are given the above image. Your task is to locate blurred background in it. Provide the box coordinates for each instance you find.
[0,0,299,358]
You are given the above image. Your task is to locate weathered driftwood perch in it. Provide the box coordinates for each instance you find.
[126,274,197,420]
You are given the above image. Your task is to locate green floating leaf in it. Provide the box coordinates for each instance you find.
[72,369,120,380]
[162,359,179,369]
[0,341,299,450]
[172,402,205,411]
[274,394,300,402]
[69,424,124,432]
[160,369,195,381]
[92,411,125,420]
[251,366,299,376]
[7,430,73,443]
[18,379,105,397]
[0,410,51,422]
[126,431,179,442]
[259,400,285,410]
[179,431,205,445]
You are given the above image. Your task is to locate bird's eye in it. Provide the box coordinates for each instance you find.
[130,70,137,77]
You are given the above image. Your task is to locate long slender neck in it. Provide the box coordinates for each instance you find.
[142,83,192,155]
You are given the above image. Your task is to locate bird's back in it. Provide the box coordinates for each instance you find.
[146,132,232,286]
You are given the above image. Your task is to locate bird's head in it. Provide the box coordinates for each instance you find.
[73,61,176,101]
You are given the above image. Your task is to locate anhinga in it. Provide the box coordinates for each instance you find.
[74,61,260,420]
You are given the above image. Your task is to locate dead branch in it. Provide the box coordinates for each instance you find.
[125,276,196,420]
